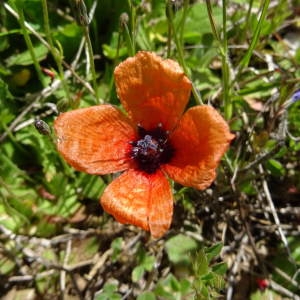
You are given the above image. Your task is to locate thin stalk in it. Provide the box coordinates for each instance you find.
[205,0,221,43]
[41,0,71,104]
[206,0,232,119]
[245,0,254,33]
[70,0,98,103]
[167,4,203,105]
[123,22,135,56]
[130,5,137,54]
[238,0,254,43]
[16,7,45,86]
[108,29,122,99]
[221,0,232,120]
[239,0,271,69]
[179,0,189,49]
[127,0,136,55]
[83,26,98,102]
[167,21,172,58]
[115,28,122,63]
[41,0,52,48]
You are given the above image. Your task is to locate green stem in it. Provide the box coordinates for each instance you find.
[127,0,136,55]
[205,0,221,43]
[167,4,203,105]
[131,6,137,54]
[41,0,71,104]
[83,26,98,102]
[167,21,172,58]
[206,0,232,119]
[123,22,135,56]
[41,0,53,50]
[17,7,45,86]
[179,0,189,49]
[239,0,271,69]
[108,29,122,99]
[245,0,254,35]
[221,0,232,120]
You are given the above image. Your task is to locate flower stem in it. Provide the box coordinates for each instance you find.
[16,6,45,87]
[179,0,189,50]
[41,0,72,104]
[221,0,232,120]
[205,0,232,119]
[126,0,136,55]
[123,22,135,56]
[166,2,203,105]
[244,0,254,38]
[108,29,122,100]
[83,26,98,102]
[167,22,172,58]
[70,0,98,103]
[205,0,221,43]
[239,0,271,69]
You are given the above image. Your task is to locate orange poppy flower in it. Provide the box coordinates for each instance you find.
[54,51,234,238]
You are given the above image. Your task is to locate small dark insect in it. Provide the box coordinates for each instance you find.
[34,119,51,135]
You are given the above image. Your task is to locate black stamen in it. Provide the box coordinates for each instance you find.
[130,124,174,174]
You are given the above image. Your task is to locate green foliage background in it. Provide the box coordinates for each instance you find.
[0,0,300,299]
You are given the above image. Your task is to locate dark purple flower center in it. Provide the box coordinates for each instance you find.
[130,124,174,174]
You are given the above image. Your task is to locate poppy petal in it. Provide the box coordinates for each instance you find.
[100,169,173,238]
[54,105,135,174]
[148,171,173,238]
[163,106,234,190]
[114,51,192,131]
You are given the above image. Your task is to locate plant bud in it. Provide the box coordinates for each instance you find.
[34,119,51,135]
[166,0,183,20]
[120,13,129,29]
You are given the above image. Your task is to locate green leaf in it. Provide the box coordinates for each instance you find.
[143,255,155,271]
[211,273,225,290]
[193,249,209,276]
[102,32,127,60]
[251,290,279,300]
[132,265,145,282]
[211,262,227,275]
[179,278,192,294]
[265,159,285,177]
[240,181,257,196]
[0,78,13,100]
[177,3,222,43]
[102,283,118,294]
[165,234,198,264]
[102,44,127,60]
[6,44,48,66]
[169,274,181,292]
[77,173,105,200]
[295,47,300,64]
[205,243,223,262]
[137,291,156,300]
[95,283,122,300]
[111,237,123,262]
[0,257,15,275]
[201,272,214,282]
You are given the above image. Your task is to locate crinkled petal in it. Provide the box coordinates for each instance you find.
[163,105,234,190]
[100,169,173,238]
[54,105,135,174]
[148,171,173,238]
[114,51,192,131]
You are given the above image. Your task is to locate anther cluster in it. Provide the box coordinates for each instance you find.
[130,124,174,174]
